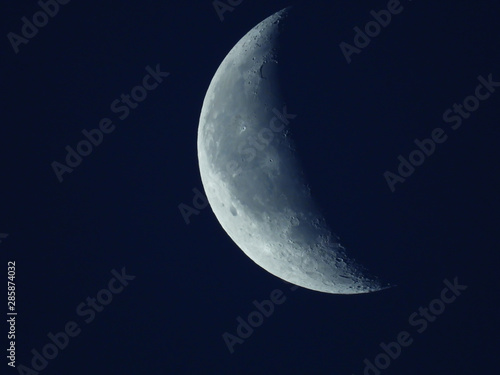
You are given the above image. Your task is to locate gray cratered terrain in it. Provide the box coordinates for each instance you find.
[198,8,388,294]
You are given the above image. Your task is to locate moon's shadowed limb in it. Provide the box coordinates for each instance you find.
[198,8,391,294]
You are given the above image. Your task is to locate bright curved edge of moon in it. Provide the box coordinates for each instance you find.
[197,7,392,294]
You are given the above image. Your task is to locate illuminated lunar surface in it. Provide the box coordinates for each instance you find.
[198,8,388,294]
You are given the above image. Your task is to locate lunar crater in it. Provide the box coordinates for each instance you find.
[197,7,387,294]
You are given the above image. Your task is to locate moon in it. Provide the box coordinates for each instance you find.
[197,8,389,294]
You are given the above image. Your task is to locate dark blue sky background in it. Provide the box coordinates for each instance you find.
[1,1,499,374]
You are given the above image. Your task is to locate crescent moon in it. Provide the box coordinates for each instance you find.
[198,8,389,294]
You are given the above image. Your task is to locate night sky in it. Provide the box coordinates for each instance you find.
[1,1,499,374]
